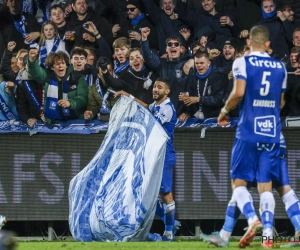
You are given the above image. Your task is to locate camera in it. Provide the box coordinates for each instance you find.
[83,23,89,29]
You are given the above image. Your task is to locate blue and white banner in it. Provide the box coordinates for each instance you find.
[175,117,239,128]
[0,120,109,134]
[0,117,297,134]
[68,96,169,242]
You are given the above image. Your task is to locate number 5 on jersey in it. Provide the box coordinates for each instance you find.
[260,71,271,96]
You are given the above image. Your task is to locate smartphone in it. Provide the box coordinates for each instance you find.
[83,23,89,29]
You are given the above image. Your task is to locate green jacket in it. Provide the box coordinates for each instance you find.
[27,60,88,125]
[87,83,118,122]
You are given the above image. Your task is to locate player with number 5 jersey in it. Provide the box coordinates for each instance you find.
[233,46,287,143]
[216,25,286,248]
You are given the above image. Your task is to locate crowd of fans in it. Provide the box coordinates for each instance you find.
[0,0,300,127]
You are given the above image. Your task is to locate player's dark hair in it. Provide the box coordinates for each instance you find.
[155,78,171,89]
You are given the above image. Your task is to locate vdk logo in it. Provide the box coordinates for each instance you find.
[254,115,276,137]
[258,120,273,129]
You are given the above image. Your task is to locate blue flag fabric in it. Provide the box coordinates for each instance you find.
[68,96,169,242]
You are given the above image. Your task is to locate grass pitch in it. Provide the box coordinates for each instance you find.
[16,241,275,250]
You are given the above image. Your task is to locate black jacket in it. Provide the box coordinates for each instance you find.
[254,16,293,59]
[101,0,128,24]
[292,1,300,23]
[0,11,40,58]
[117,15,159,50]
[103,66,158,104]
[283,72,300,116]
[187,0,235,14]
[0,49,17,82]
[16,79,43,124]
[212,55,234,76]
[72,64,98,86]
[141,39,190,116]
[140,0,188,56]
[233,0,261,30]
[187,68,228,118]
[66,7,113,49]
[176,1,241,50]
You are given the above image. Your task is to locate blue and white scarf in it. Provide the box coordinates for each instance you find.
[95,78,110,114]
[13,15,39,48]
[44,75,76,120]
[84,74,93,87]
[0,93,17,120]
[23,81,41,112]
[39,38,60,67]
[15,71,22,85]
[23,0,33,14]
[113,60,129,78]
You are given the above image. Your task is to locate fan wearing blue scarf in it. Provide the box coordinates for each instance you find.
[6,0,40,50]
[127,0,145,29]
[112,37,131,78]
[255,0,291,60]
[39,20,68,68]
[27,49,88,125]
[179,50,228,119]
[261,0,277,19]
[114,0,158,50]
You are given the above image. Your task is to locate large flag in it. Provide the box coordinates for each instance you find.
[69,96,168,242]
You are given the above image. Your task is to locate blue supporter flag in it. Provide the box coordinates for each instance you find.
[68,96,169,242]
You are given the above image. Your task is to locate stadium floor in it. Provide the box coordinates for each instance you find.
[17,241,274,250]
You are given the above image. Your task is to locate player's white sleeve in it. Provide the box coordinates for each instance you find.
[232,57,247,81]
[155,105,173,125]
[281,62,287,92]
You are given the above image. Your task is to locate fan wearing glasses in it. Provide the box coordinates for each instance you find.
[140,27,192,122]
[112,0,158,51]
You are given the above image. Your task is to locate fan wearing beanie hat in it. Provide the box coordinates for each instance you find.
[223,38,237,60]
[211,38,237,76]
[126,0,143,11]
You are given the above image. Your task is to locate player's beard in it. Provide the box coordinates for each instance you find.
[153,92,165,102]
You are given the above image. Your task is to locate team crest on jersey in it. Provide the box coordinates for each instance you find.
[175,70,182,78]
[254,115,276,137]
[233,67,241,75]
